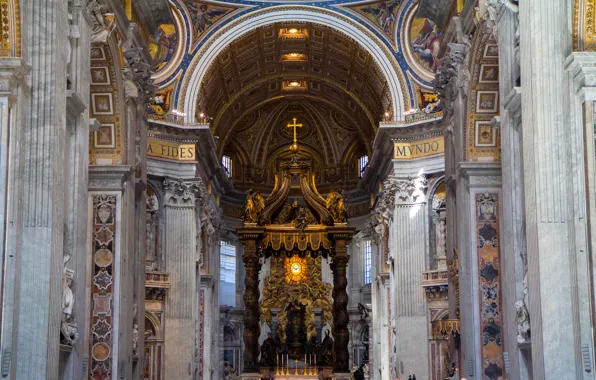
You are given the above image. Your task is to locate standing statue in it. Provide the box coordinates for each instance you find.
[243,189,265,224]
[515,300,530,343]
[326,190,347,223]
[61,268,79,345]
[86,0,115,44]
[259,332,277,366]
[318,329,335,366]
[132,323,139,356]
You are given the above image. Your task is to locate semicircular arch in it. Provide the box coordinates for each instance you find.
[179,6,407,123]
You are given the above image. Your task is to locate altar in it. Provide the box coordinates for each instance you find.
[236,126,355,379]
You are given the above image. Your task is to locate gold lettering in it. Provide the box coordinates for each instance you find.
[394,137,444,160]
[147,139,197,161]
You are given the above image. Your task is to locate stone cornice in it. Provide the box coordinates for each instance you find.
[457,162,502,186]
[565,52,596,99]
[66,90,87,118]
[0,58,31,96]
[88,165,134,192]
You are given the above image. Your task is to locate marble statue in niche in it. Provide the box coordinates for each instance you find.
[132,323,139,356]
[61,268,79,345]
[146,193,159,270]
[515,300,530,344]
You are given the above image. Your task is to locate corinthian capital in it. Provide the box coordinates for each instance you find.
[163,178,203,207]
[394,176,428,206]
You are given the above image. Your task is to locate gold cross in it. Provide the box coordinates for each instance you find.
[287,117,303,143]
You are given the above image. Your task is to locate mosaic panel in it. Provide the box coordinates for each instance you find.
[90,194,117,380]
[344,0,402,43]
[409,15,442,73]
[183,0,240,48]
[476,193,504,380]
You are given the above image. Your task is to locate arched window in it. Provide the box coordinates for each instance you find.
[363,239,372,284]
[359,155,369,178]
[222,155,232,178]
[219,241,236,306]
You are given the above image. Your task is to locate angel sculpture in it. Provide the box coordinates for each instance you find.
[326,190,347,223]
[361,0,401,34]
[242,189,265,224]
[187,3,228,34]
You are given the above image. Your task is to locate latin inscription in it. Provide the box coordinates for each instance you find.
[394,137,444,160]
[147,139,196,161]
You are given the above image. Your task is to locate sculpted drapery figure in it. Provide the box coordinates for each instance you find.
[259,332,277,366]
[326,190,347,223]
[243,189,265,224]
[319,329,335,365]
[61,268,79,345]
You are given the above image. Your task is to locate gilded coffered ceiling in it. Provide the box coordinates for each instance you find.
[199,22,390,143]
[196,22,383,191]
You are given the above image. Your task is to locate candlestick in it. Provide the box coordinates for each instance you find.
[285,354,289,375]
[295,359,299,375]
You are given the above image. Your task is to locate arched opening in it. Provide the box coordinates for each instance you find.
[178,7,408,123]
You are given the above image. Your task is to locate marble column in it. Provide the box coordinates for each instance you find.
[390,175,429,380]
[331,238,350,372]
[519,0,588,378]
[240,237,261,372]
[163,178,202,380]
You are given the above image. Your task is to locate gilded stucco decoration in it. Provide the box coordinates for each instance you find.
[0,0,21,57]
[465,31,501,161]
[574,0,596,51]
[260,255,333,343]
[89,45,124,164]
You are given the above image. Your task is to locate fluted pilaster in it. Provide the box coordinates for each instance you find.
[163,178,202,380]
[14,0,69,378]
[520,0,581,378]
[391,176,429,379]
